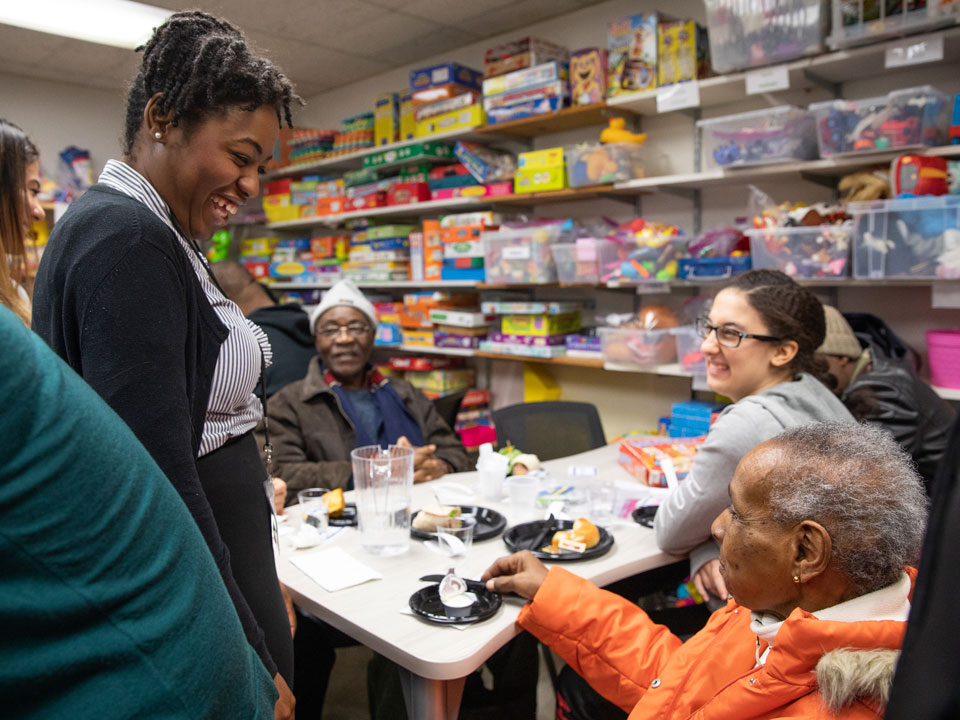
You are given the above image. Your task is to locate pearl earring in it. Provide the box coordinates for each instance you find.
[793,575,801,584]
[154,131,162,140]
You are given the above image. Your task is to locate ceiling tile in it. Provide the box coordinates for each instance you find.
[369,26,483,67]
[390,0,515,27]
[452,0,582,35]
[316,10,442,55]
[0,24,71,65]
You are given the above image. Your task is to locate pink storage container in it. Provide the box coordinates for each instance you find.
[927,330,960,389]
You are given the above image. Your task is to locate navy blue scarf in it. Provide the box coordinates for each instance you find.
[326,366,424,450]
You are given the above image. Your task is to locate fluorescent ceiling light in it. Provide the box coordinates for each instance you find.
[0,0,172,50]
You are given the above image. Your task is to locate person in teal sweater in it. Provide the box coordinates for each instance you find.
[0,304,278,718]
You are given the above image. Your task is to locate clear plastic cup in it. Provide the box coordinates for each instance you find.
[435,516,477,558]
[297,488,330,532]
[351,445,415,557]
[507,475,540,517]
[588,481,617,527]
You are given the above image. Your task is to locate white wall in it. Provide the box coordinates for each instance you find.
[0,72,127,179]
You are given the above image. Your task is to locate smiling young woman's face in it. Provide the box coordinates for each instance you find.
[22,160,44,235]
[152,104,277,241]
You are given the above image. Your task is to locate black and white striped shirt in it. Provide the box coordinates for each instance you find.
[99,159,272,457]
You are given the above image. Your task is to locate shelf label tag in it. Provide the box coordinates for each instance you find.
[885,33,944,68]
[502,245,531,260]
[656,82,700,113]
[635,282,671,294]
[745,66,790,95]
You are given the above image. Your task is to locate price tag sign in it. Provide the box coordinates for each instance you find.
[656,82,700,113]
[885,33,944,68]
[745,66,790,95]
[635,282,671,295]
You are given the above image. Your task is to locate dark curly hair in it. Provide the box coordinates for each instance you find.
[122,11,302,155]
[722,269,831,383]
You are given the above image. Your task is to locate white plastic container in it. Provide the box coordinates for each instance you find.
[550,239,620,284]
[829,0,960,49]
[850,196,960,279]
[598,326,677,369]
[483,223,569,284]
[746,225,853,278]
[704,0,829,73]
[671,326,706,376]
[698,107,818,170]
[810,86,951,157]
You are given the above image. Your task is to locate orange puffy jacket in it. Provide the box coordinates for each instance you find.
[520,567,914,719]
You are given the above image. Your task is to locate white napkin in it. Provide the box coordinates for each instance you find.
[289,547,383,592]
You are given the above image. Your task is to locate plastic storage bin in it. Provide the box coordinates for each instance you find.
[599,326,677,369]
[677,255,752,280]
[811,86,951,157]
[746,225,853,278]
[699,107,818,169]
[551,239,620,284]
[704,0,829,73]
[927,330,960,390]
[565,143,646,187]
[483,223,569,284]
[851,195,960,279]
[829,0,960,49]
[671,326,706,375]
[607,235,689,284]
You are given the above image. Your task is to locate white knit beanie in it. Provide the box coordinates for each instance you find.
[309,279,378,333]
[817,305,863,359]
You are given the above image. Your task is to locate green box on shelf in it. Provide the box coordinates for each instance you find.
[362,142,454,169]
[366,224,417,241]
[343,167,379,188]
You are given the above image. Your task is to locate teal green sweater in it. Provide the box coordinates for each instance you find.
[0,306,277,718]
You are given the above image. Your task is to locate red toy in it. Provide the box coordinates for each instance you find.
[891,155,949,198]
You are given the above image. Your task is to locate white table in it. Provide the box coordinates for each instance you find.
[278,444,681,720]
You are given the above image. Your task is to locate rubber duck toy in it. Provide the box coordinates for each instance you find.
[600,117,647,145]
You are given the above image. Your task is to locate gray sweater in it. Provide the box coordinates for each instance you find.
[654,373,854,575]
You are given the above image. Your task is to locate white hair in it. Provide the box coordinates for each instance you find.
[765,422,927,596]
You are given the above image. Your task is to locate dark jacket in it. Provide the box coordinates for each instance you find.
[844,344,955,491]
[249,303,316,397]
[31,184,276,676]
[269,357,471,498]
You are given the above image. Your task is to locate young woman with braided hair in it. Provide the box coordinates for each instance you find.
[654,269,855,605]
[33,11,301,717]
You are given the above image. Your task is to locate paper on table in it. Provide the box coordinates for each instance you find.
[289,547,383,592]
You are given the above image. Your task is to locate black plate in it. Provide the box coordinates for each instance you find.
[631,505,657,528]
[409,579,502,624]
[410,506,507,542]
[503,519,614,561]
[329,503,358,527]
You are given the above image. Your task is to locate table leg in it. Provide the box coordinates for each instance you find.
[398,668,466,720]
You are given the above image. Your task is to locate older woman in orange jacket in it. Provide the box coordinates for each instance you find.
[483,422,925,720]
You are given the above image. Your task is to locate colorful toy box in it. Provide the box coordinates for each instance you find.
[570,48,607,105]
[699,106,818,169]
[428,309,494,327]
[482,61,569,98]
[415,104,485,137]
[810,85,951,157]
[658,20,711,86]
[387,182,431,205]
[483,81,567,112]
[374,92,398,146]
[410,62,483,92]
[746,225,852,278]
[454,142,517,183]
[414,92,482,122]
[362,142,454,169]
[486,96,564,125]
[501,312,581,337]
[481,300,584,315]
[514,147,566,194]
[565,143,645,187]
[399,91,416,140]
[618,436,704,487]
[484,36,570,78]
[607,14,663,97]
[400,329,435,347]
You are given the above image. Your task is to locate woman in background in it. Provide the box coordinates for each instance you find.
[0,119,44,324]
[32,12,300,716]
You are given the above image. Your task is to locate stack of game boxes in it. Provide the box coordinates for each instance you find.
[483,59,570,125]
[343,223,412,283]
[284,129,336,165]
[264,235,346,285]
[331,113,375,155]
[399,291,479,347]
[441,211,502,282]
[479,301,584,358]
[663,400,724,438]
[373,300,403,346]
[239,236,278,281]
[455,389,497,449]
[408,62,485,137]
[428,306,496,351]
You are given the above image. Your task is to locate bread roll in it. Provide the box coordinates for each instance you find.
[412,505,462,532]
[551,518,600,551]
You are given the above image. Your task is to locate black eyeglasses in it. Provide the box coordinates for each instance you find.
[316,323,372,340]
[695,317,781,349]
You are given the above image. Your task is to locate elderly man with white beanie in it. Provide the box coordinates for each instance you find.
[816,304,954,491]
[266,279,470,498]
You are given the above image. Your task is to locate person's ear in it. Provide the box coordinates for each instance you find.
[792,520,831,584]
[143,93,173,143]
[770,339,798,368]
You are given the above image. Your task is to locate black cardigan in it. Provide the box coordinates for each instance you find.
[32,184,276,676]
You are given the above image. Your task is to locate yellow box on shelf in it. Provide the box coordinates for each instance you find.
[517,147,564,170]
[399,91,416,141]
[374,92,399,146]
[513,166,566,193]
[400,329,435,347]
[415,104,484,137]
[501,312,581,336]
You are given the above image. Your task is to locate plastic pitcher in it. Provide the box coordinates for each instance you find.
[351,444,415,556]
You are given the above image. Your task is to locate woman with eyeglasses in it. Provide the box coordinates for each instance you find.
[654,269,853,605]
[267,278,470,497]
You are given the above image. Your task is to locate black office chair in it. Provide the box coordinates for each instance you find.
[492,401,606,460]
[430,389,467,432]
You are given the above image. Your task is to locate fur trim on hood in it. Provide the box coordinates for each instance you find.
[816,648,900,713]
